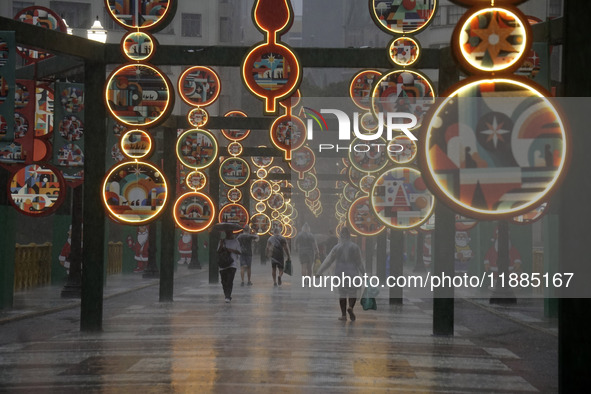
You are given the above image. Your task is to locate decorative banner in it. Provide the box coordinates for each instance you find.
[369,0,438,35]
[221,110,250,141]
[348,195,385,236]
[105,0,174,30]
[173,192,215,232]
[389,37,420,67]
[452,6,531,75]
[120,129,153,159]
[219,203,250,228]
[9,163,66,216]
[121,31,156,62]
[250,212,271,235]
[350,70,382,110]
[14,6,67,62]
[512,202,548,225]
[219,157,250,187]
[103,161,168,224]
[371,167,435,229]
[176,129,218,169]
[420,78,568,219]
[388,135,417,164]
[35,83,54,137]
[348,137,389,173]
[105,64,172,127]
[58,115,83,141]
[178,66,221,107]
[251,179,273,201]
[54,82,85,185]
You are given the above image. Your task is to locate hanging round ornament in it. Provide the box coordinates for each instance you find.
[121,31,156,62]
[348,195,385,236]
[187,107,209,128]
[173,192,215,232]
[252,149,274,168]
[219,203,250,228]
[178,66,221,107]
[227,141,243,157]
[219,157,250,187]
[186,170,207,191]
[9,163,66,216]
[221,110,250,141]
[268,193,285,211]
[250,212,272,235]
[348,137,389,173]
[369,0,438,35]
[290,146,315,178]
[360,174,376,194]
[270,112,307,161]
[350,69,382,110]
[251,179,273,201]
[297,172,318,197]
[389,36,420,67]
[14,6,67,62]
[255,201,267,213]
[176,129,218,170]
[105,0,174,30]
[120,129,153,159]
[388,135,417,164]
[227,188,243,203]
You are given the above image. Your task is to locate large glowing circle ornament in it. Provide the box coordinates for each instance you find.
[389,37,420,67]
[420,78,569,219]
[251,179,273,201]
[222,111,250,141]
[178,66,221,107]
[103,161,168,224]
[219,204,250,228]
[370,0,437,35]
[388,135,417,164]
[105,0,173,30]
[251,213,271,235]
[173,192,215,232]
[120,130,153,159]
[348,195,384,236]
[122,32,156,62]
[371,167,435,229]
[350,70,382,110]
[9,164,66,216]
[453,7,531,75]
[219,157,250,187]
[105,64,172,127]
[176,129,218,169]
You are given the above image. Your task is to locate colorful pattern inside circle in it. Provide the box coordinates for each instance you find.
[371,0,436,34]
[173,192,214,232]
[176,129,217,170]
[9,164,64,216]
[106,0,172,29]
[179,67,220,107]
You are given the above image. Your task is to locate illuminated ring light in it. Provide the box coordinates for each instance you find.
[250,179,273,202]
[121,31,156,62]
[342,157,351,168]
[271,210,281,220]
[371,69,435,131]
[256,168,268,178]
[369,0,438,35]
[290,206,299,220]
[186,170,207,191]
[104,0,174,30]
[103,161,168,224]
[360,174,376,194]
[120,129,153,160]
[371,167,435,230]
[349,70,382,110]
[219,157,250,187]
[178,66,221,107]
[227,187,243,203]
[250,213,271,235]
[267,165,284,182]
[176,128,218,170]
[9,163,66,217]
[452,6,531,75]
[187,107,209,128]
[348,195,385,236]
[388,135,417,164]
[343,183,361,203]
[221,110,250,141]
[297,172,318,197]
[268,193,285,211]
[389,37,420,67]
[14,6,66,62]
[360,112,380,133]
[271,183,281,193]
[348,137,389,173]
[420,77,569,220]
[282,223,294,238]
[512,202,548,225]
[348,166,364,187]
[173,192,215,233]
[255,202,267,213]
[306,188,321,203]
[218,203,250,228]
[270,114,307,161]
[227,141,243,157]
[105,64,173,127]
[252,148,274,168]
[282,202,294,217]
[290,146,316,178]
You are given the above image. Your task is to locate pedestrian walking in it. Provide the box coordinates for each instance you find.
[316,227,365,321]
[237,225,259,286]
[295,223,319,277]
[217,230,241,303]
[266,227,290,286]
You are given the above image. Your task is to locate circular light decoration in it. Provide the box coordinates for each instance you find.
[105,64,172,127]
[267,165,284,181]
[290,146,316,178]
[270,114,307,161]
[271,183,281,193]
[120,129,153,159]
[453,6,531,75]
[348,166,365,187]
[306,188,320,203]
[219,157,250,187]
[219,203,250,228]
[58,115,83,141]
[388,135,417,164]
[251,212,271,235]
[176,129,218,169]
[227,141,243,157]
[268,193,285,211]
[297,172,318,197]
[420,77,569,220]
[512,202,548,225]
[35,83,54,136]
[173,192,215,232]
[252,149,274,168]
[360,174,376,194]
[57,143,84,167]
[282,223,294,238]
[344,183,361,203]
[121,31,156,62]
[350,70,382,110]
[221,110,250,141]
[419,213,436,233]
[186,170,207,191]
[255,202,267,212]
[9,163,66,216]
[187,107,209,128]
[256,168,268,178]
[178,66,221,107]
[348,137,389,173]
[14,6,66,62]
[372,69,435,130]
[105,0,174,30]
[251,179,273,201]
[371,167,435,229]
[389,37,420,67]
[103,161,168,224]
[227,188,243,203]
[369,0,437,35]
[348,195,385,236]
[60,86,84,113]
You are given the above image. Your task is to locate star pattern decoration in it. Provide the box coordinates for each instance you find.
[481,116,510,149]
[471,11,518,62]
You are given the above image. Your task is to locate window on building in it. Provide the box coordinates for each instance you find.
[182,13,202,37]
[431,7,442,26]
[219,17,232,42]
[13,1,34,17]
[447,6,464,25]
[49,1,91,29]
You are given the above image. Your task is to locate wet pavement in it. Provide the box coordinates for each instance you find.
[0,262,558,393]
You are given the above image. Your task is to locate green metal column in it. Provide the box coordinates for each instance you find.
[209,159,220,284]
[376,230,387,282]
[0,204,16,309]
[389,230,403,304]
[80,60,106,331]
[433,204,455,336]
[159,127,177,302]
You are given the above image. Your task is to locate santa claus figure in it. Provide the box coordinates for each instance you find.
[484,227,522,278]
[454,231,473,273]
[127,225,149,273]
[58,226,72,274]
[177,231,192,265]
